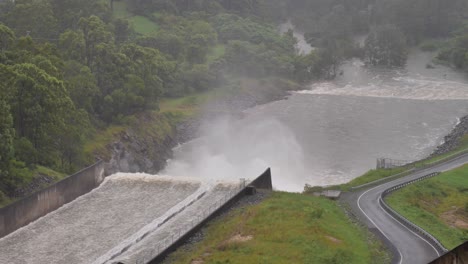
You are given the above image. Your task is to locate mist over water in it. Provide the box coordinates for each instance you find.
[165,48,468,192]
[164,118,308,191]
[278,21,314,55]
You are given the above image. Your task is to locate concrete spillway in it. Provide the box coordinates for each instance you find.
[0,173,241,264]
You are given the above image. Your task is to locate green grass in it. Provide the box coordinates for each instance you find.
[304,168,407,193]
[159,95,206,116]
[344,168,406,190]
[84,125,126,161]
[386,164,468,249]
[129,111,179,144]
[36,166,66,181]
[312,133,468,192]
[207,44,226,64]
[419,39,445,52]
[159,89,228,117]
[130,15,159,35]
[0,165,66,208]
[166,192,389,264]
[112,1,159,35]
[416,134,468,167]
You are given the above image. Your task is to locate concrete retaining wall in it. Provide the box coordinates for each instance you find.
[430,241,468,264]
[0,161,105,238]
[250,168,272,189]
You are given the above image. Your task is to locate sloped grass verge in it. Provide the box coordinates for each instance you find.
[165,192,389,264]
[386,164,468,249]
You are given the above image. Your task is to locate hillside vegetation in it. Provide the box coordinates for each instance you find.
[0,0,314,204]
[165,192,389,264]
[0,0,467,206]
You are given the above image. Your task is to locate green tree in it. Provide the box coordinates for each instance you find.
[50,0,111,31]
[0,98,14,192]
[113,18,132,44]
[59,30,86,62]
[4,0,58,39]
[9,63,73,165]
[63,60,99,113]
[365,25,408,67]
[78,15,113,68]
[55,108,91,172]
[0,23,15,54]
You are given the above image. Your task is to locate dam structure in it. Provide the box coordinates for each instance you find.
[0,169,272,264]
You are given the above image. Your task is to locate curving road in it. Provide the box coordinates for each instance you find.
[344,153,468,264]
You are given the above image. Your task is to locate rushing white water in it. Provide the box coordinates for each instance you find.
[165,48,468,192]
[300,57,468,101]
[0,174,240,264]
[110,183,241,264]
[164,118,308,191]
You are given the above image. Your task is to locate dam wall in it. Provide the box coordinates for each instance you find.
[149,168,273,264]
[0,161,105,238]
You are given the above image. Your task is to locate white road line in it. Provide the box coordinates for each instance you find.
[377,195,441,257]
[357,186,404,264]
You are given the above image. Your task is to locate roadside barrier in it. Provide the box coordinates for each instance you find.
[379,172,448,255]
[351,150,468,191]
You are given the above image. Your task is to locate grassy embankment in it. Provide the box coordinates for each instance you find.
[310,133,468,192]
[166,192,389,264]
[386,164,468,249]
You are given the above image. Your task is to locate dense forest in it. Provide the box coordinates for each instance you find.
[0,0,467,204]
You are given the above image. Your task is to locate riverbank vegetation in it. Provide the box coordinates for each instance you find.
[165,192,389,264]
[0,0,467,206]
[386,164,468,249]
[0,0,336,204]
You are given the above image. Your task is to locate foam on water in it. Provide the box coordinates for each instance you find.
[110,182,242,264]
[297,74,468,100]
[92,175,210,264]
[0,173,206,264]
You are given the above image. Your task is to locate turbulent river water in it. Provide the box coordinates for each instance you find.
[165,27,468,192]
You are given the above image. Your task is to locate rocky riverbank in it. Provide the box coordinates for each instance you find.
[431,115,468,156]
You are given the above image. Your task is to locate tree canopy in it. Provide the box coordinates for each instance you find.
[0,0,466,200]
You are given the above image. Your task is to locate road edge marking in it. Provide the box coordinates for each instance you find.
[378,195,441,257]
[357,186,404,264]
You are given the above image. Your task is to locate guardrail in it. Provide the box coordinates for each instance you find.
[350,150,468,191]
[411,149,468,169]
[379,172,448,256]
[350,168,416,191]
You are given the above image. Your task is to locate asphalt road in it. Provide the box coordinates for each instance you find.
[343,153,468,264]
